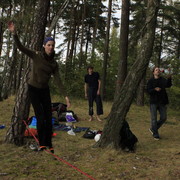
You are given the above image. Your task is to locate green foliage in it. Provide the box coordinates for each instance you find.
[161,56,180,87]
[167,86,180,110]
[151,0,180,66]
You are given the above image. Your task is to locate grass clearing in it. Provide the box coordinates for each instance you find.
[0,96,180,180]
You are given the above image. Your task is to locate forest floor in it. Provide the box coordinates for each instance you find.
[0,95,180,180]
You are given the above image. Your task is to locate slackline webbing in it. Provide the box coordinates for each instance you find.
[23,120,96,180]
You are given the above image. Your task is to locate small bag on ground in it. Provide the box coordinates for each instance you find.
[120,121,138,151]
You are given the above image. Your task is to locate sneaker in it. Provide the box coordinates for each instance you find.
[29,144,38,151]
[153,136,160,140]
[49,147,54,154]
[149,128,154,135]
[38,146,46,151]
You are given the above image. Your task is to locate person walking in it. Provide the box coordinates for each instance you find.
[8,22,70,153]
[84,66,103,121]
[147,67,172,140]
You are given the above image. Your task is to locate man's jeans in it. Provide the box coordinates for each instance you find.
[150,104,167,137]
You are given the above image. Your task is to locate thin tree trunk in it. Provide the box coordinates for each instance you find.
[73,25,79,68]
[136,76,146,106]
[95,0,160,149]
[157,14,164,66]
[6,44,18,96]
[176,22,180,60]
[65,0,75,80]
[46,0,70,36]
[91,0,100,62]
[79,0,86,69]
[85,25,90,60]
[115,0,130,94]
[1,32,12,99]
[0,10,5,101]
[101,0,112,100]
[0,20,4,56]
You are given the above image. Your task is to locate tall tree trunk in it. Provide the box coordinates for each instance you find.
[79,0,86,69]
[5,0,50,146]
[1,32,12,100]
[176,22,180,60]
[0,20,4,56]
[85,25,90,61]
[115,0,130,94]
[0,11,4,101]
[101,0,112,100]
[136,76,146,106]
[157,14,164,66]
[5,44,18,97]
[65,0,75,80]
[95,0,160,149]
[91,0,100,63]
[46,0,70,36]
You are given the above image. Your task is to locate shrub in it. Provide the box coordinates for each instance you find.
[167,86,180,110]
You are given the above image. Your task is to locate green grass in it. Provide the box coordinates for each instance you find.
[0,96,180,180]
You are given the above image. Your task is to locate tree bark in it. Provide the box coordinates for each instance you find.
[0,20,4,57]
[5,0,50,145]
[101,0,112,100]
[46,0,69,36]
[65,0,76,80]
[157,13,164,66]
[136,76,146,106]
[95,0,160,149]
[46,0,69,37]
[115,0,130,93]
[91,0,100,62]
[79,0,86,69]
[1,32,12,100]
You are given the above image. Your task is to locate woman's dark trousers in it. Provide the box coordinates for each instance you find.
[28,85,52,148]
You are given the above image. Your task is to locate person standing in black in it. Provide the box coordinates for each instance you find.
[147,67,172,140]
[84,66,103,121]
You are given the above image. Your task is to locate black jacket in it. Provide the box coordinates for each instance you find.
[147,76,172,105]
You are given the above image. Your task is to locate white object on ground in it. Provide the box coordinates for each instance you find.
[94,134,101,142]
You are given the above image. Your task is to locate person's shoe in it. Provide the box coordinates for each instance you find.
[149,128,154,135]
[153,136,160,140]
[49,147,54,154]
[154,137,160,140]
[29,144,38,151]
[38,146,46,151]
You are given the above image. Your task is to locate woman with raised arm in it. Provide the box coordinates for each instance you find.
[8,22,70,153]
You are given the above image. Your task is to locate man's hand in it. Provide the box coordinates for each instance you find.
[8,21,16,34]
[97,90,100,95]
[155,87,161,92]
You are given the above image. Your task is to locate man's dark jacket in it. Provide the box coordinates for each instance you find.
[147,76,172,105]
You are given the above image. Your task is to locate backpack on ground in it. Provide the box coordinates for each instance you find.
[120,121,138,151]
[51,102,67,116]
[51,103,78,122]
[82,129,102,139]
[58,110,78,122]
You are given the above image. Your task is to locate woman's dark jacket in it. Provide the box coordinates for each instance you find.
[13,34,66,95]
